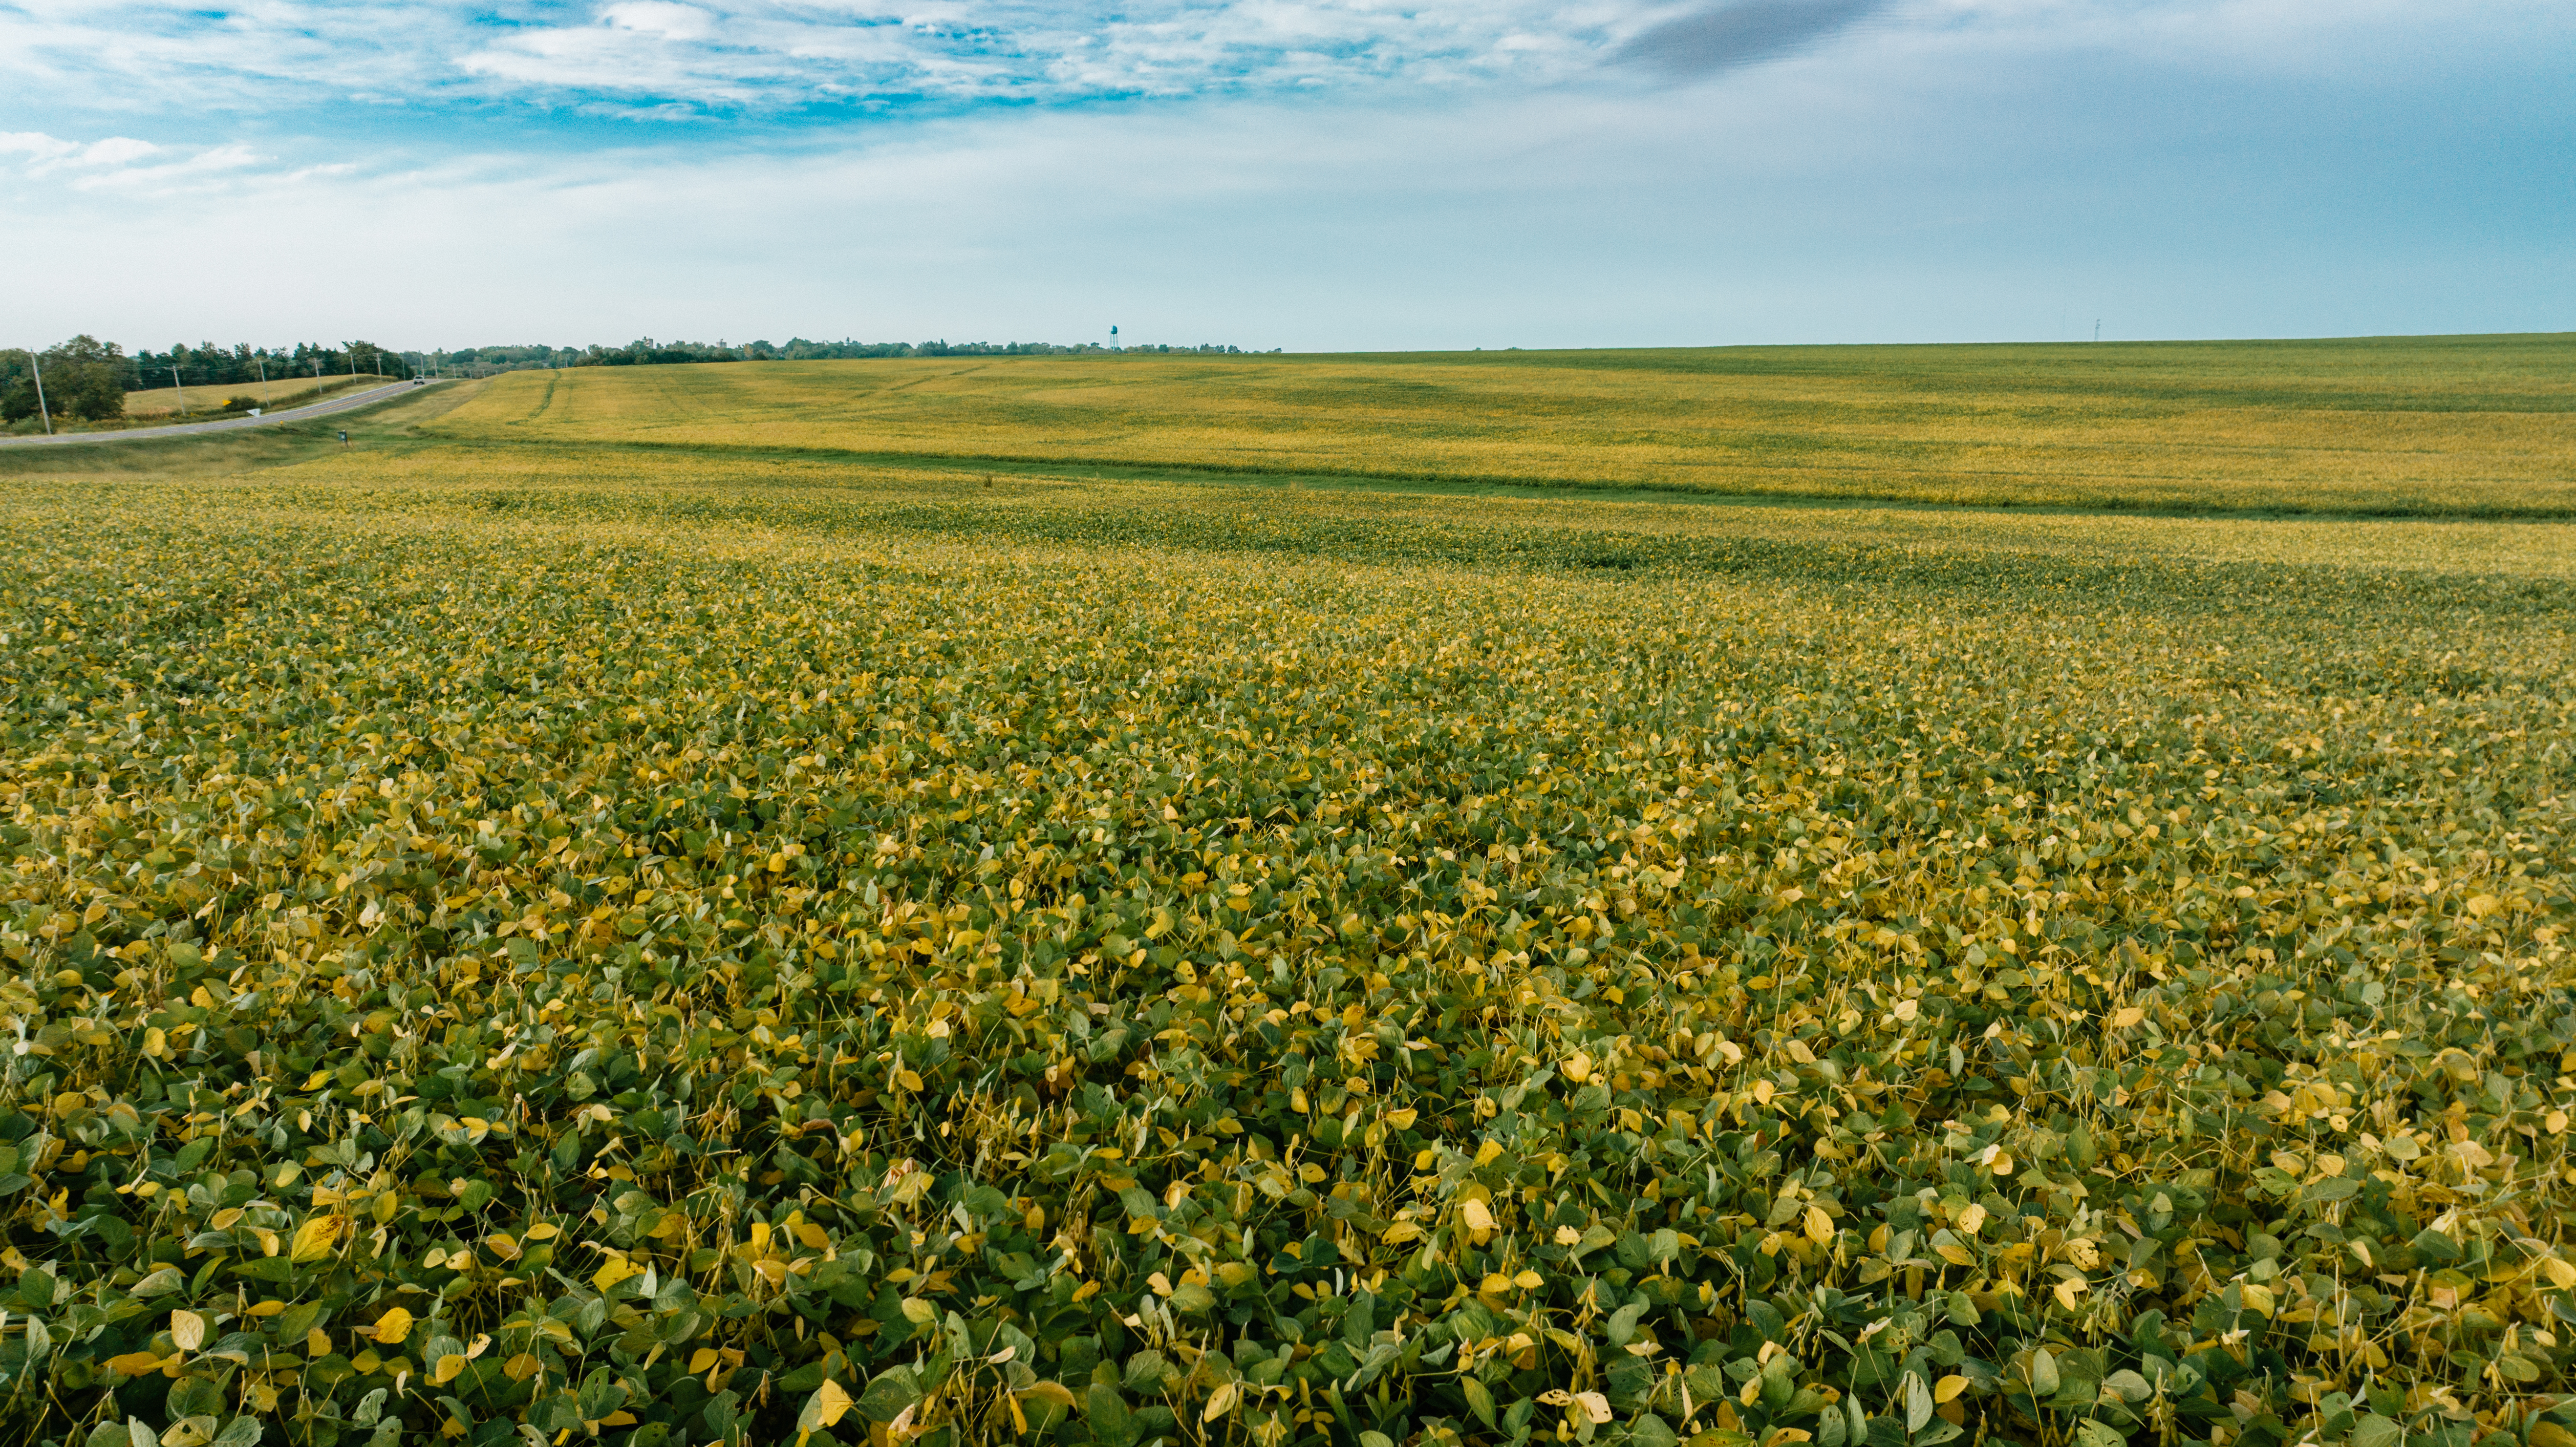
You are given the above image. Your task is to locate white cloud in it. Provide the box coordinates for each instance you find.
[0,132,161,170]
[601,3,722,42]
[0,0,1675,115]
[67,141,262,192]
[0,131,80,161]
[3,0,2561,130]
[0,128,264,192]
[81,136,162,166]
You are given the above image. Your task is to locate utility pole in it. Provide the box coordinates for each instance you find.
[172,366,189,416]
[28,353,51,435]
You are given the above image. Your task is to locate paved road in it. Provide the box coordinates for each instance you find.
[0,378,444,447]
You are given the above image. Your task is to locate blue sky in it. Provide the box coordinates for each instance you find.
[3,0,2571,351]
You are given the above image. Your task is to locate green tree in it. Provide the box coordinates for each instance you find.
[17,335,130,422]
[345,340,413,380]
[0,349,42,424]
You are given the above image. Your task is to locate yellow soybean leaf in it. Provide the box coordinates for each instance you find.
[1803,1207,1834,1245]
[1382,1222,1424,1244]
[2543,1259,2576,1289]
[1473,1140,1503,1168]
[290,1215,344,1263]
[107,1351,169,1377]
[1934,1376,1968,1404]
[433,1353,468,1385]
[1203,1382,1240,1422]
[506,1353,543,1381]
[306,1328,332,1356]
[2109,1008,2145,1028]
[812,1380,856,1427]
[1460,1199,1496,1232]
[170,1311,206,1352]
[896,1070,924,1092]
[370,1307,414,1344]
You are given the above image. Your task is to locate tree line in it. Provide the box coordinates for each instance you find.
[5,330,1272,426]
[3,337,410,426]
[431,337,1271,372]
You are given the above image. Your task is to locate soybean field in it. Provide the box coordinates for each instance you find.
[0,348,2570,1447]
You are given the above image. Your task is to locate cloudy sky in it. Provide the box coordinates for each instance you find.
[2,0,2570,351]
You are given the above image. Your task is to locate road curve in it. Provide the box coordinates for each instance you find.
[0,378,445,447]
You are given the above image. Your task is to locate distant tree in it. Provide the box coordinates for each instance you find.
[345,341,412,379]
[1,348,34,423]
[4,337,130,422]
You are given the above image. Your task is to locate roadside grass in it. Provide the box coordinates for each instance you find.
[0,380,481,476]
